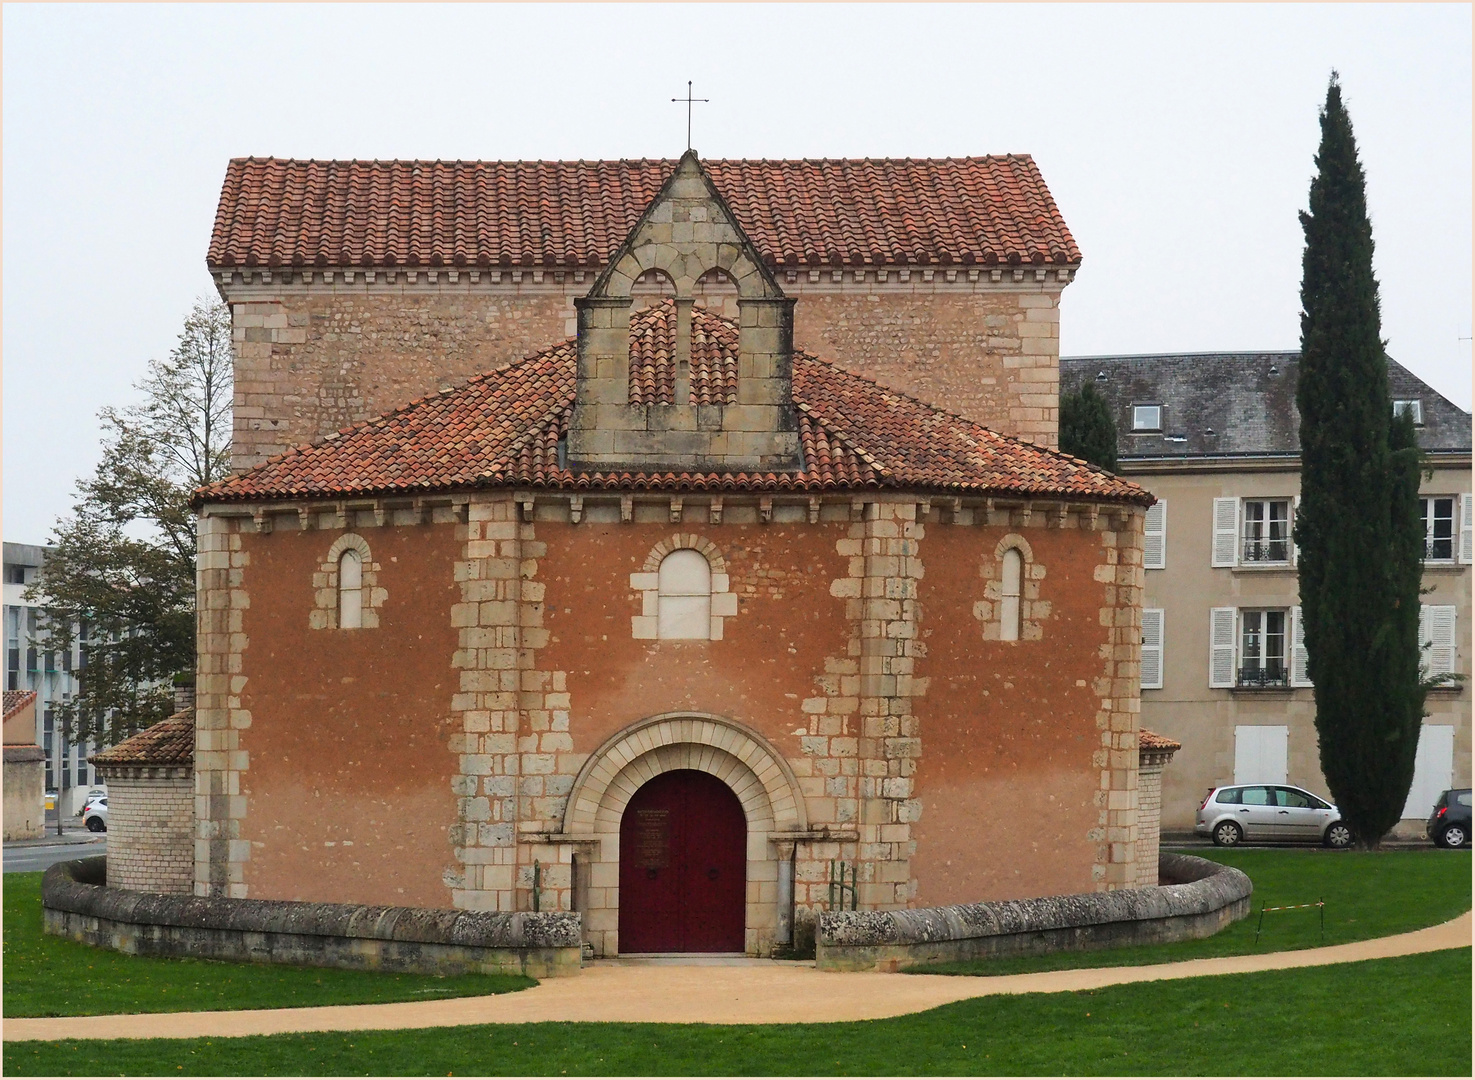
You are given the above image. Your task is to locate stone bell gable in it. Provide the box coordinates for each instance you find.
[570,151,801,473]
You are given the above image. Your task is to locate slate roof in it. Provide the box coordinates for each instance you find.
[90,712,195,767]
[198,302,1148,507]
[1061,352,1471,461]
[208,157,1081,271]
[3,689,36,722]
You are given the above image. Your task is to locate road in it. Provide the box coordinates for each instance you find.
[4,836,106,874]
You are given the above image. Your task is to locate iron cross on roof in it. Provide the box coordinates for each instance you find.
[671,81,709,152]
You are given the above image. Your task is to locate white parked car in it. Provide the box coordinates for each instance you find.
[82,794,108,833]
[1195,783,1352,848]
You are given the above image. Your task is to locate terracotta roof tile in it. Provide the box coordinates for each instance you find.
[197,305,1148,507]
[1139,729,1181,751]
[3,690,36,722]
[208,157,1081,271]
[90,712,195,767]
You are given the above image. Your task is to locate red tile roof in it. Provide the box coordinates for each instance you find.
[208,157,1081,271]
[1139,729,1182,751]
[198,304,1148,507]
[3,690,36,722]
[90,712,195,767]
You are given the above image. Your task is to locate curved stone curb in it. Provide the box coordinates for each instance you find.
[817,852,1253,970]
[41,856,581,978]
[5,911,1468,1042]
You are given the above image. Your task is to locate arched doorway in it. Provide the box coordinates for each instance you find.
[618,769,747,953]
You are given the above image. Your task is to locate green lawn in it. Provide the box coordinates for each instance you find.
[6,949,1468,1076]
[905,847,1471,976]
[2,873,533,1017]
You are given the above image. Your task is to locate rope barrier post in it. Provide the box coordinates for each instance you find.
[1319,898,1325,943]
[1255,900,1266,945]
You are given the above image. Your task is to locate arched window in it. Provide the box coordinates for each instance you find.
[999,548,1023,642]
[657,549,711,640]
[338,549,363,629]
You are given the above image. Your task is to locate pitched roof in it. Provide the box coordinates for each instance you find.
[90,712,195,768]
[1060,352,1472,461]
[3,690,36,722]
[1138,729,1182,751]
[198,302,1147,507]
[208,157,1081,271]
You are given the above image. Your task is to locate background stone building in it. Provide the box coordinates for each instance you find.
[1062,351,1472,837]
[174,152,1159,957]
[4,690,45,839]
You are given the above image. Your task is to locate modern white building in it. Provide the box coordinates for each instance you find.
[3,541,101,816]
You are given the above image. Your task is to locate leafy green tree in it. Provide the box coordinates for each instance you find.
[1294,75,1425,848]
[29,299,233,750]
[1059,381,1118,471]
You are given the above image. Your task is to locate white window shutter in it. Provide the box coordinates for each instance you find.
[1290,605,1312,687]
[1143,501,1167,570]
[1460,494,1473,565]
[1422,605,1457,678]
[1141,608,1164,690]
[1418,605,1430,680]
[1209,607,1237,688]
[1212,498,1238,567]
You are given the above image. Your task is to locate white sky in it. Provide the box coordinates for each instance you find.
[4,3,1471,544]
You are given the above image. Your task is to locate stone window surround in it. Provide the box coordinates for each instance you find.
[310,533,387,630]
[556,712,807,958]
[630,535,739,640]
[975,533,1050,642]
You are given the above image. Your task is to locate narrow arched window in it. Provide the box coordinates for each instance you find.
[657,549,711,640]
[1000,548,1023,642]
[338,549,363,629]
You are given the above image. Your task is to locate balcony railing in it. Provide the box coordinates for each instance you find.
[1242,539,1290,563]
[1237,664,1289,689]
[1424,539,1454,562]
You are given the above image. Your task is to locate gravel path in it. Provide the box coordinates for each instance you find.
[5,910,1468,1042]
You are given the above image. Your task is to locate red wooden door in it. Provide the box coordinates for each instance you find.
[618,770,747,953]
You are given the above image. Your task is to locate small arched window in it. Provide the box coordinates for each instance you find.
[999,548,1023,642]
[338,549,364,629]
[657,549,711,640]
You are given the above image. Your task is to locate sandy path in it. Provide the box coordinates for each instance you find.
[4,911,1468,1043]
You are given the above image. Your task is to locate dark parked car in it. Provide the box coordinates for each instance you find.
[1428,788,1471,848]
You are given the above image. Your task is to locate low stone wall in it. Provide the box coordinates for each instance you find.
[816,853,1253,971]
[43,857,582,978]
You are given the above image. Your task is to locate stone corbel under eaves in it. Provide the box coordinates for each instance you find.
[210,262,1080,301]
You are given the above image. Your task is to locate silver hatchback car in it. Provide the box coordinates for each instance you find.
[1195,783,1353,848]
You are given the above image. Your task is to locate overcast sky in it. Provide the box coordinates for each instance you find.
[4,3,1471,544]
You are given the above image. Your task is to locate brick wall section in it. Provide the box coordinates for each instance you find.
[103,771,194,894]
[222,279,1062,472]
[791,286,1060,448]
[1135,760,1165,888]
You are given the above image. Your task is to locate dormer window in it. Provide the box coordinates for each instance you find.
[1393,399,1423,425]
[1132,404,1163,432]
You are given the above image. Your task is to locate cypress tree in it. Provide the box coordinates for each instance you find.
[1059,381,1118,471]
[1295,73,1425,847]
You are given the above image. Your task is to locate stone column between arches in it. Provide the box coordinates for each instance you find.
[561,714,807,958]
